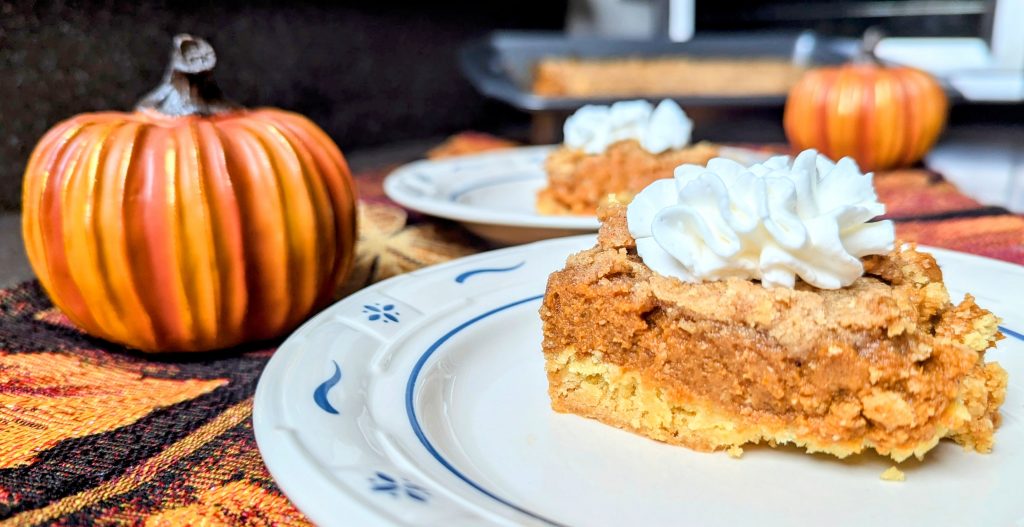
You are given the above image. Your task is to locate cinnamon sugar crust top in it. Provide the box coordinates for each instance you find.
[542,204,1006,459]
[580,203,997,358]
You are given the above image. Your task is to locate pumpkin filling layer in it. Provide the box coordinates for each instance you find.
[540,206,1006,461]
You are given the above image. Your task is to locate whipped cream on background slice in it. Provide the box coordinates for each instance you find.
[563,99,693,155]
[626,149,895,289]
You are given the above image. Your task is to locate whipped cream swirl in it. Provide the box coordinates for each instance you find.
[563,99,693,155]
[626,149,895,289]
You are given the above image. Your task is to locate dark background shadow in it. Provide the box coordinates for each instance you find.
[0,0,993,211]
[0,0,567,211]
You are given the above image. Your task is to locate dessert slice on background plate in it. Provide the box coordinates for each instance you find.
[382,139,768,246]
[383,102,770,245]
[541,150,1006,462]
[537,99,719,216]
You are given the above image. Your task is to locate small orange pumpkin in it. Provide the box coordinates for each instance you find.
[783,30,948,171]
[22,35,357,352]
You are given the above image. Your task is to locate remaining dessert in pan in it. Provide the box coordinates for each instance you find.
[532,57,806,98]
[537,99,718,216]
[540,150,1007,462]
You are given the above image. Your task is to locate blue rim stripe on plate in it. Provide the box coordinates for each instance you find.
[405,294,566,527]
[405,295,1023,526]
[454,262,525,284]
[1000,325,1024,342]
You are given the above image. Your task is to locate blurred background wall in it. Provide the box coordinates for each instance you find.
[0,0,566,211]
[0,0,993,211]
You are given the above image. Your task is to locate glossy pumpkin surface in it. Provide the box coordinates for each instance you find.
[783,63,948,171]
[22,108,357,351]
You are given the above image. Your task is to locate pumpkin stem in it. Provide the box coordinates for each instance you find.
[135,34,241,117]
[858,27,886,65]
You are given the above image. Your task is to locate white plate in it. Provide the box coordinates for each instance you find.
[253,237,1024,527]
[382,145,771,246]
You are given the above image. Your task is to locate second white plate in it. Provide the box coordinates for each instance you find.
[383,145,770,245]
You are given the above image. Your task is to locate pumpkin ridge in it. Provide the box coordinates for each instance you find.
[886,72,908,167]
[22,119,85,290]
[277,119,337,317]
[47,122,108,335]
[901,70,925,166]
[267,114,346,311]
[241,120,301,336]
[130,126,190,348]
[902,71,923,165]
[907,70,945,164]
[164,126,200,347]
[266,115,339,300]
[838,68,861,160]
[105,121,159,349]
[204,121,249,345]
[796,81,817,151]
[273,114,358,296]
[121,123,168,350]
[257,113,337,312]
[871,73,894,168]
[215,124,263,340]
[35,121,89,293]
[235,119,317,330]
[79,122,134,342]
[926,76,948,158]
[54,122,100,335]
[174,121,219,348]
[856,66,876,170]
[217,122,290,340]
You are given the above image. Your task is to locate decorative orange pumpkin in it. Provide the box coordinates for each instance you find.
[22,35,357,352]
[783,30,948,172]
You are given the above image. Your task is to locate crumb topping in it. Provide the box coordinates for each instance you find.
[541,204,1006,460]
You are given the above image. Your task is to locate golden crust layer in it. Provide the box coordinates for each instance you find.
[540,205,1006,461]
[537,140,718,216]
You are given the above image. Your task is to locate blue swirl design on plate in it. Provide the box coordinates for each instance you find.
[369,471,430,503]
[454,261,525,284]
[363,303,400,323]
[313,361,342,415]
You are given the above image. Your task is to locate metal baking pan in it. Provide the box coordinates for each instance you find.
[459,30,859,112]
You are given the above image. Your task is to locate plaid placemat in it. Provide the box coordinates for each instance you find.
[1,135,1022,526]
